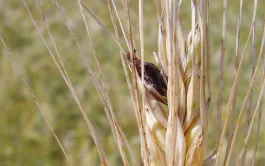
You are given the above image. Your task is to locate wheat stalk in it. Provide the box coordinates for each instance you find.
[1,0,265,165]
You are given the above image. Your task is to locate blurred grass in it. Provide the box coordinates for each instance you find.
[0,0,265,165]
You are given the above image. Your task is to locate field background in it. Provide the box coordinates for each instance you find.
[1,0,265,165]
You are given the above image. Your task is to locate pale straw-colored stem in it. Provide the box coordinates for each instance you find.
[138,0,150,165]
[240,10,257,166]
[251,24,264,166]
[199,0,207,143]
[205,0,211,102]
[216,0,227,150]
[223,1,243,164]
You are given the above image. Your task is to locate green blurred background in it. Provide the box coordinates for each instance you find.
[0,0,265,165]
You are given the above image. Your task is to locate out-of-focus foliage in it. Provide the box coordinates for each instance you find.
[0,0,264,165]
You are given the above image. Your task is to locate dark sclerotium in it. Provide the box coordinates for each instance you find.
[126,50,168,105]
